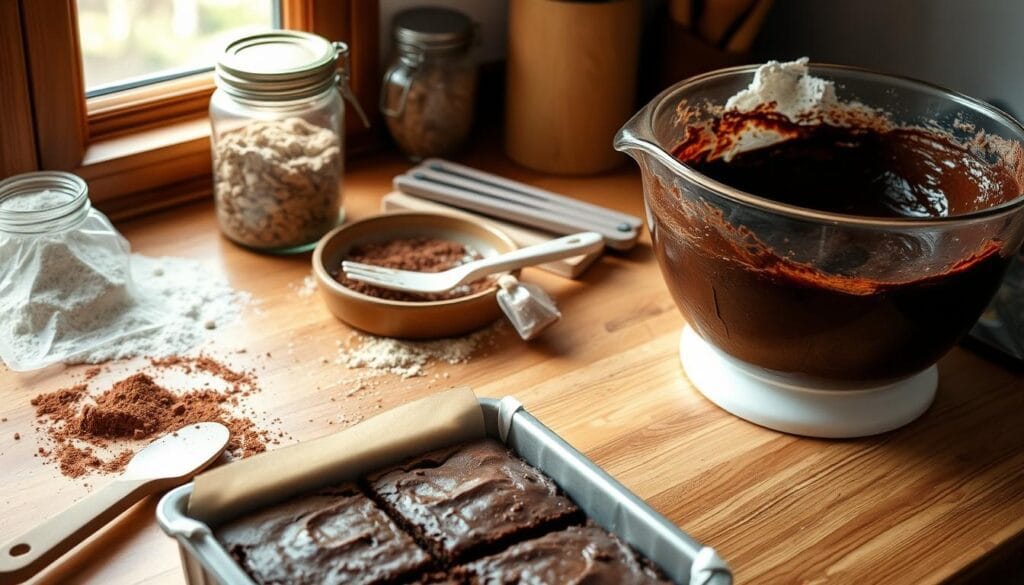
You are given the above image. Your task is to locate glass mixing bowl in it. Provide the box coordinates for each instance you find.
[615,64,1024,385]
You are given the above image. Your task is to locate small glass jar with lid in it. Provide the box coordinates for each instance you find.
[381,7,478,160]
[210,30,368,253]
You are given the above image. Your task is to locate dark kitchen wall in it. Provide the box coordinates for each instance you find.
[378,0,508,65]
[753,0,1024,118]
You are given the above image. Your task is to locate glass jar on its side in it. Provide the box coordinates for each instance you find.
[0,171,95,236]
[211,31,368,253]
[381,7,478,160]
[0,171,153,371]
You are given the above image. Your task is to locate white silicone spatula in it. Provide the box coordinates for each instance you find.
[0,422,230,583]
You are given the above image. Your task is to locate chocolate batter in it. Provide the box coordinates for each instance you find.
[655,111,1023,381]
[679,111,1019,218]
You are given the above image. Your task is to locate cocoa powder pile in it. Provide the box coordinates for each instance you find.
[30,355,273,478]
[330,237,491,302]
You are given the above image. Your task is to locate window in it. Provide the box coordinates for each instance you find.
[0,0,380,219]
[78,0,279,96]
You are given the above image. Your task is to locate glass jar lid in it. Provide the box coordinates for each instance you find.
[216,30,347,101]
[393,7,474,52]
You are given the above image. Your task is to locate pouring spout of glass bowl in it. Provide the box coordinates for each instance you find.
[613,102,680,172]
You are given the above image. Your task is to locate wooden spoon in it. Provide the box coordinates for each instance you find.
[0,422,230,583]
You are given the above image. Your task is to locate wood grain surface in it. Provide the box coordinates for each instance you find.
[1,147,1022,584]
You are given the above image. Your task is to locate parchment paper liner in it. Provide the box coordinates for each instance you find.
[188,387,484,526]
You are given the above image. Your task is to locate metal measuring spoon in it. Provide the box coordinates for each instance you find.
[0,422,230,583]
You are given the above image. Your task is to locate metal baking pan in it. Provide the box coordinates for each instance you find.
[156,396,732,585]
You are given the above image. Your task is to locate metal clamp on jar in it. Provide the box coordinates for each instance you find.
[381,7,478,161]
[210,31,369,253]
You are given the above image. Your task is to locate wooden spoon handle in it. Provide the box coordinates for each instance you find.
[0,478,150,583]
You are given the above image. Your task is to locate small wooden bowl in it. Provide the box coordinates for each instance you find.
[312,212,518,338]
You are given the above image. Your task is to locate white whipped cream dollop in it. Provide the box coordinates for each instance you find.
[725,57,837,120]
[716,58,838,160]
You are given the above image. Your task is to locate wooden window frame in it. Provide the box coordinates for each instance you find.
[2,0,380,220]
[0,1,38,176]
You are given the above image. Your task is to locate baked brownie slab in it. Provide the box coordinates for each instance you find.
[216,482,431,585]
[366,439,580,563]
[463,525,672,584]
[404,572,466,584]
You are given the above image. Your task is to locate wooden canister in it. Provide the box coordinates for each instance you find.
[505,0,642,175]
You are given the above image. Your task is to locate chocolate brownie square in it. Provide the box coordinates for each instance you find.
[463,525,672,584]
[366,439,580,563]
[216,482,432,585]
[404,572,466,584]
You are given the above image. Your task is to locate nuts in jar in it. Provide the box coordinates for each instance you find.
[381,7,478,161]
[214,117,342,249]
[210,31,368,253]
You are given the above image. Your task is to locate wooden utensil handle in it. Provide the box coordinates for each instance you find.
[0,478,150,583]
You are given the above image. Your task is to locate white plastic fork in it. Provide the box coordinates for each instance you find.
[342,231,604,294]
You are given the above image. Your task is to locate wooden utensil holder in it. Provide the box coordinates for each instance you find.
[505,0,642,175]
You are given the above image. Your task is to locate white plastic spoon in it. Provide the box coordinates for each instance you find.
[0,422,230,583]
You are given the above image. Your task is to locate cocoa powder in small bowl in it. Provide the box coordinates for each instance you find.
[313,212,519,338]
[329,236,491,302]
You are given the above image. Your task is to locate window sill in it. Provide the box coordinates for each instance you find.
[77,117,213,220]
[77,114,382,221]
[87,72,215,139]
[82,116,211,167]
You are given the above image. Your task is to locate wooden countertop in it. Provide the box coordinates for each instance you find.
[1,148,1022,584]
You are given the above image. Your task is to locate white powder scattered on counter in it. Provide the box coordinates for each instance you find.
[0,184,252,370]
[291,273,317,298]
[0,241,250,367]
[724,57,837,120]
[337,326,498,378]
[73,255,252,363]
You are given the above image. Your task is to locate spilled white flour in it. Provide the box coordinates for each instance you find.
[337,326,497,378]
[77,255,251,363]
[0,186,251,370]
[0,233,249,369]
[290,273,317,298]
